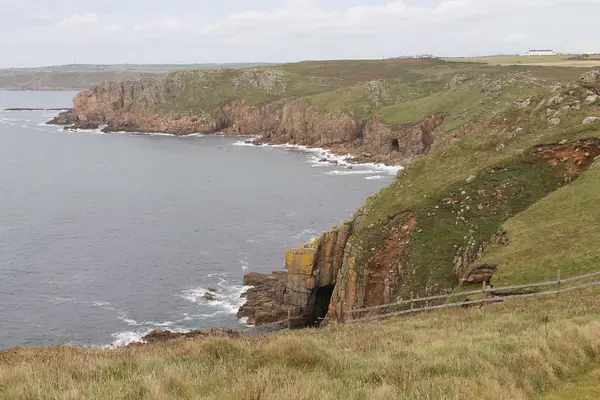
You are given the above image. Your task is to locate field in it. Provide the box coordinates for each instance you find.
[444,55,600,67]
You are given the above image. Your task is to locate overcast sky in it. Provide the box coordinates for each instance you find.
[1,0,599,67]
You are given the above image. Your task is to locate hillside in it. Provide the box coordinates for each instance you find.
[44,60,600,328]
[2,289,600,399]
[0,63,269,91]
[49,59,589,164]
[10,60,600,397]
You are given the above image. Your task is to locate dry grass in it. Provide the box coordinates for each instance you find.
[2,289,600,399]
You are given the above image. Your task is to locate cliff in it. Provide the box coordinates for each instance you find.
[49,65,450,164]
[237,70,600,326]
[47,61,600,326]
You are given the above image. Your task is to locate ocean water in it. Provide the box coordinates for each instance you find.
[0,91,396,348]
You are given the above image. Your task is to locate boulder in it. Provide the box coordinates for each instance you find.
[238,271,289,325]
[582,117,600,126]
[548,118,561,127]
[580,70,600,82]
[465,175,477,184]
[585,95,599,105]
[461,264,498,285]
[546,94,564,106]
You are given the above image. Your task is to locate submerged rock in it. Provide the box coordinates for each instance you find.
[63,122,100,131]
[202,292,219,301]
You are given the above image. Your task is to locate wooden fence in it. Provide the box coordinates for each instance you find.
[255,270,600,329]
[346,270,600,324]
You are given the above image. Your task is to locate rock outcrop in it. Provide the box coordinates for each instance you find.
[141,328,240,344]
[238,223,353,325]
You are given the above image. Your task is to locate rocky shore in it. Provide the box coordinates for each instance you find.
[46,73,445,165]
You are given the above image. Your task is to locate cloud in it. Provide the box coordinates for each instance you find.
[2,0,600,67]
[59,13,99,26]
[505,33,527,43]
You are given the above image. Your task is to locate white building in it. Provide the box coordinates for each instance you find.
[527,49,556,56]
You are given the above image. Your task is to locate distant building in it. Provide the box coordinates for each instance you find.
[527,49,556,56]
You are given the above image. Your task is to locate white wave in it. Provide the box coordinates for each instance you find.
[231,139,402,174]
[232,138,263,147]
[366,175,387,180]
[204,272,227,279]
[326,169,380,176]
[117,316,175,327]
[0,118,16,126]
[118,317,139,326]
[108,330,149,348]
[49,297,73,304]
[181,278,251,315]
[295,229,319,241]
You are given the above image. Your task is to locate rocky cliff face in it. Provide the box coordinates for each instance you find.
[50,72,445,165]
[239,137,600,326]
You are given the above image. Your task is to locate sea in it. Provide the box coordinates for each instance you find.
[0,91,397,348]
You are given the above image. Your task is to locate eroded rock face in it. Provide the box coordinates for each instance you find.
[237,223,353,325]
[51,79,445,164]
[461,264,498,285]
[239,139,600,325]
[237,272,288,325]
[328,213,417,323]
[533,138,600,174]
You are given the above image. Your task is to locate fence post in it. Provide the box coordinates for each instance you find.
[287,309,292,329]
[482,281,486,307]
[410,291,414,311]
[557,270,561,296]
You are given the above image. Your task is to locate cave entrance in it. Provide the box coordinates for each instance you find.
[391,138,400,152]
[311,285,335,326]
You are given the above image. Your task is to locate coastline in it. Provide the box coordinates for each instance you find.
[1,116,401,349]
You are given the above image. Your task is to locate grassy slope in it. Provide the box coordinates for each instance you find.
[3,60,600,397]
[2,289,600,399]
[443,55,600,66]
[348,69,600,298]
[478,161,600,286]
[150,59,589,125]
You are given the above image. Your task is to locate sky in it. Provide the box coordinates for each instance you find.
[1,0,599,67]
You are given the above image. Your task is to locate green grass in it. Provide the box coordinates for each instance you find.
[342,77,600,300]
[475,160,600,287]
[443,55,600,66]
[544,368,600,400]
[2,290,600,399]
[378,79,536,130]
